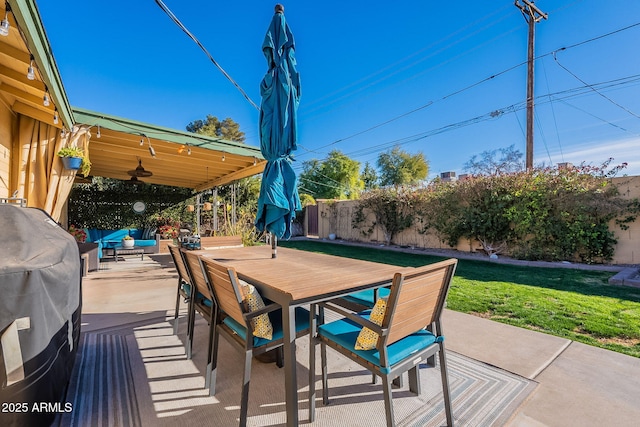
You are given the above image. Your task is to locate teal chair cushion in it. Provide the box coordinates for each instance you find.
[181,283,212,307]
[181,283,191,296]
[223,307,310,347]
[341,287,391,307]
[318,316,441,375]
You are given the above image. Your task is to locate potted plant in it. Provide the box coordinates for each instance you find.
[122,235,135,248]
[57,146,91,176]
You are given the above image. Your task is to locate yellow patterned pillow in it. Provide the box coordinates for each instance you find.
[355,297,387,350]
[240,280,273,340]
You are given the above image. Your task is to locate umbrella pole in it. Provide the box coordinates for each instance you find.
[271,233,277,258]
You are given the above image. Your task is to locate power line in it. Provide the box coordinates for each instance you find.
[154,0,260,111]
[552,51,640,120]
[540,58,565,162]
[297,19,640,164]
[293,73,640,172]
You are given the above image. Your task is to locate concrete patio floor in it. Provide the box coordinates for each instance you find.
[82,251,640,426]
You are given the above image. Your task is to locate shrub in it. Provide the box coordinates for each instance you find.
[412,161,638,263]
[352,187,416,245]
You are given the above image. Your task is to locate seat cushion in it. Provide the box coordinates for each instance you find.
[318,317,440,375]
[341,287,391,308]
[223,307,310,348]
[182,283,212,307]
[180,282,191,298]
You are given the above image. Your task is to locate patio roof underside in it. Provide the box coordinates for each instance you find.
[73,108,266,191]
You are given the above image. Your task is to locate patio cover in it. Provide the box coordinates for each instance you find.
[73,108,266,191]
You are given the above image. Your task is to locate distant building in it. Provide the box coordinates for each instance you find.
[440,171,457,182]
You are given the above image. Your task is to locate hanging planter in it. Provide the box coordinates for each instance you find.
[61,156,83,170]
[57,146,91,175]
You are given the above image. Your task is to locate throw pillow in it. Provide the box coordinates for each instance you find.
[355,297,387,351]
[240,280,273,340]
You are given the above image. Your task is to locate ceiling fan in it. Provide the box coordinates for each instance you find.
[127,159,153,178]
[124,176,145,186]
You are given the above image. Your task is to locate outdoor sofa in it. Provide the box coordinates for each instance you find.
[84,228,160,258]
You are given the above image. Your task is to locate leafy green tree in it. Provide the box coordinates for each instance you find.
[186,115,246,143]
[298,150,363,199]
[361,162,379,190]
[463,144,524,175]
[377,146,428,186]
[299,193,316,207]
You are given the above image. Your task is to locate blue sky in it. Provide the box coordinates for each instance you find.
[38,1,640,179]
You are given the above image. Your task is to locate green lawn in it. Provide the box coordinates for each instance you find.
[279,240,640,358]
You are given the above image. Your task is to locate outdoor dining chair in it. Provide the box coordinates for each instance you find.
[199,256,312,427]
[309,258,458,427]
[182,251,218,386]
[168,245,195,342]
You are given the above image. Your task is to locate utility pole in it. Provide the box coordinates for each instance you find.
[515,0,547,170]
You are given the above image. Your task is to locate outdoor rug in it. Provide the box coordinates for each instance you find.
[58,315,537,427]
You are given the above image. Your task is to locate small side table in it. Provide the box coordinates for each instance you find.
[113,246,145,262]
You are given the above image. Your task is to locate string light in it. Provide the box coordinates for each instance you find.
[253,157,257,166]
[0,3,10,37]
[139,137,144,146]
[53,108,58,125]
[26,55,35,80]
[42,89,50,106]
[187,146,191,155]
[221,154,225,161]
[96,124,101,138]
[143,134,156,158]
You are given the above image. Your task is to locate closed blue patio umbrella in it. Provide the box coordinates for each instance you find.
[255,4,301,258]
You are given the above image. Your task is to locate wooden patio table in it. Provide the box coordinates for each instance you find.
[200,245,412,427]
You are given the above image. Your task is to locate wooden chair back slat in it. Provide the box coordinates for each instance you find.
[201,257,247,326]
[168,245,190,283]
[199,235,243,249]
[183,251,212,302]
[384,259,457,345]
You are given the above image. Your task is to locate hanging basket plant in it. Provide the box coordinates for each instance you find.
[57,146,91,175]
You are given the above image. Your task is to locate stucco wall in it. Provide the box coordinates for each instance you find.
[315,177,640,265]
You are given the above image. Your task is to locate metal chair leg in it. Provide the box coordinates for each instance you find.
[309,304,317,422]
[382,375,395,427]
[239,350,252,427]
[204,306,216,389]
[275,347,284,368]
[321,341,329,405]
[173,282,181,335]
[439,344,454,427]
[208,327,220,396]
[186,297,196,360]
[408,366,421,394]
